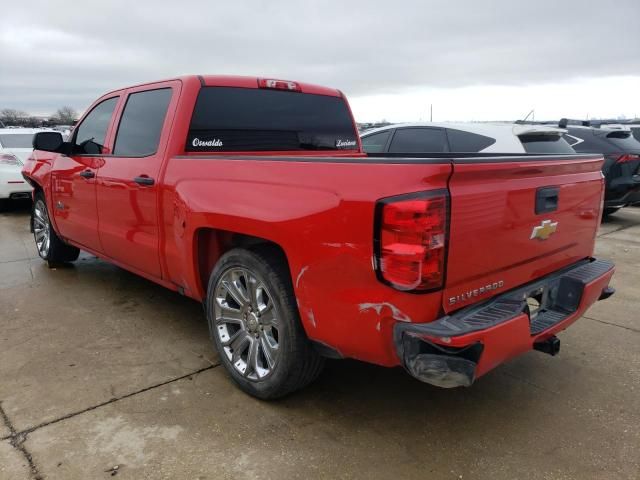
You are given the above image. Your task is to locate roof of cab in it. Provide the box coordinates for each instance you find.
[100,75,343,98]
[198,75,342,97]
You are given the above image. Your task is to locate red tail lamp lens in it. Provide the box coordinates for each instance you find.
[376,191,448,291]
[616,154,640,164]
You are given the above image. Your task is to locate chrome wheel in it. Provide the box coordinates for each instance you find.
[213,268,280,381]
[33,200,51,258]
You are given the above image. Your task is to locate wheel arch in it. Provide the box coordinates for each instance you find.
[193,227,293,300]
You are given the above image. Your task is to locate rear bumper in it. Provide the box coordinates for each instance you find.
[394,258,615,388]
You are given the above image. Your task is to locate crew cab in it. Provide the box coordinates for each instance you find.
[23,75,615,398]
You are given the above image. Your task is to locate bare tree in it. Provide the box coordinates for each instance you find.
[0,108,29,126]
[51,106,78,125]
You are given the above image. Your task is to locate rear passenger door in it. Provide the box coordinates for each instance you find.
[95,82,178,279]
[387,127,449,153]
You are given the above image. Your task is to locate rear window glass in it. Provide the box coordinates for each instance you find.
[388,128,448,153]
[361,130,392,153]
[520,135,575,154]
[446,128,496,152]
[631,127,640,142]
[0,134,33,148]
[187,87,358,152]
[603,131,640,153]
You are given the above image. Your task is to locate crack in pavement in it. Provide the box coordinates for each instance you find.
[597,223,637,238]
[1,402,42,480]
[0,364,218,479]
[583,315,640,333]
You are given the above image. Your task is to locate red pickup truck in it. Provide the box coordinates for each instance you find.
[23,75,615,399]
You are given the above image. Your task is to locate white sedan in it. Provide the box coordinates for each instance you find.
[0,128,43,203]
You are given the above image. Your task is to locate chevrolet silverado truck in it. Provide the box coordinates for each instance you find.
[23,75,615,399]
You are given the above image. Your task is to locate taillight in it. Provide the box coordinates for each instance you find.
[0,153,21,166]
[374,190,449,292]
[616,154,640,164]
[258,78,301,92]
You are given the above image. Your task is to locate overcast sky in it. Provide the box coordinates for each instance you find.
[1,0,639,121]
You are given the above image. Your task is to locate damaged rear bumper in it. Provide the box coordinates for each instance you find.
[394,258,615,388]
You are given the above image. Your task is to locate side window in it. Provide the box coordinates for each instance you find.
[73,97,118,155]
[388,128,448,153]
[361,130,392,153]
[447,128,496,152]
[113,88,172,157]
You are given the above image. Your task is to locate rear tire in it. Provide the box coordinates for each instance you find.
[206,247,324,399]
[33,192,80,267]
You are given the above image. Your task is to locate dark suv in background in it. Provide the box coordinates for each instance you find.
[559,119,640,216]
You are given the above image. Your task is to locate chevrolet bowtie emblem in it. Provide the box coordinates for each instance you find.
[530,219,558,240]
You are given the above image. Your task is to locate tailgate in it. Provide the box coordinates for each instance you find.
[443,154,604,313]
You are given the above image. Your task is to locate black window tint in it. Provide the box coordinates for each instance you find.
[446,128,496,152]
[520,135,575,154]
[603,131,640,153]
[113,88,172,156]
[566,129,640,154]
[631,127,640,142]
[388,128,447,153]
[361,130,391,153]
[74,97,118,154]
[187,87,357,152]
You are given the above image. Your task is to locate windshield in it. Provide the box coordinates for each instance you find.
[0,133,34,149]
[187,87,358,152]
[519,134,575,154]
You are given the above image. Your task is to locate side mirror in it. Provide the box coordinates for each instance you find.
[33,131,69,154]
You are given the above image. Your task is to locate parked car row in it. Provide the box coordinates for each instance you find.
[361,120,640,217]
[0,128,51,206]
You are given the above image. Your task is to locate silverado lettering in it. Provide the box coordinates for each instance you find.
[448,280,505,306]
[23,75,615,399]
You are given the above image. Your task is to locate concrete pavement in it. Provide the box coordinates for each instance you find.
[1,201,638,479]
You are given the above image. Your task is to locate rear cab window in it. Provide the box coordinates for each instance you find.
[187,87,358,152]
[519,134,575,154]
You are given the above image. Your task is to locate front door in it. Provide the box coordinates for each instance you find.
[51,96,119,252]
[96,84,176,279]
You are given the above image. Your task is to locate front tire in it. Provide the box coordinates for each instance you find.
[33,192,80,266]
[206,247,324,399]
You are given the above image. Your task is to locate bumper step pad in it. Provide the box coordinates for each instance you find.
[397,258,614,340]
